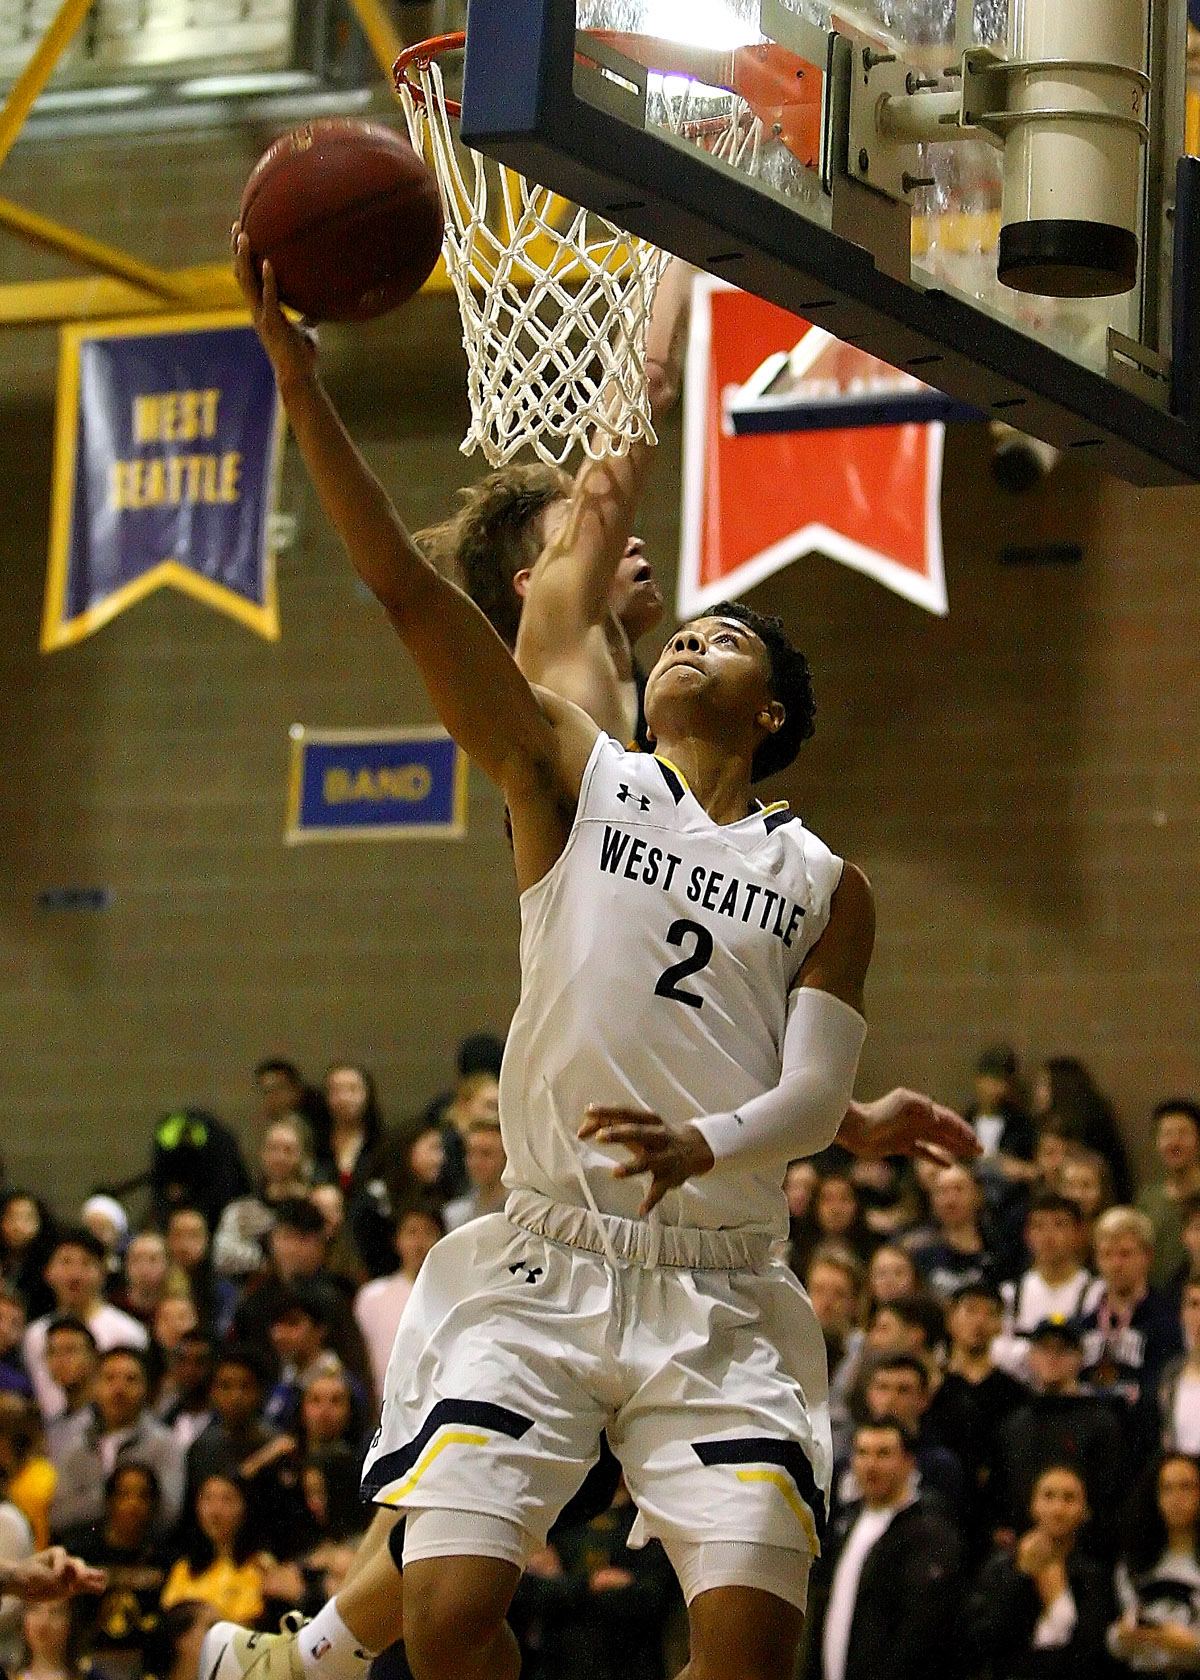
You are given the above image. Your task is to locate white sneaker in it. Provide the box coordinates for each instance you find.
[201,1616,308,1680]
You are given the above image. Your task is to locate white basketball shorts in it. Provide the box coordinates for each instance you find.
[360,1205,831,1566]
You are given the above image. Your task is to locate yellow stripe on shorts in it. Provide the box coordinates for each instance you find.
[378,1431,490,1505]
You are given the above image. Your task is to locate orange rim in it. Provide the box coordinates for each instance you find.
[393,31,465,117]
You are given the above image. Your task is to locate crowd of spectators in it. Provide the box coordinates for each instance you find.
[0,1040,1198,1680]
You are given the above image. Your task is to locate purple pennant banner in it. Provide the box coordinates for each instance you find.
[43,311,282,650]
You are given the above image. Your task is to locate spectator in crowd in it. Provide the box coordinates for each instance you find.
[1110,1451,1200,1673]
[255,1060,330,1141]
[1031,1057,1132,1202]
[185,1348,310,1562]
[815,1418,960,1680]
[49,1346,184,1536]
[1030,1119,1073,1197]
[39,1322,97,1463]
[161,1475,265,1625]
[230,1200,370,1392]
[164,1209,235,1339]
[308,1186,366,1293]
[1080,1207,1182,1458]
[807,1246,865,1461]
[993,1319,1126,1554]
[967,1462,1115,1680]
[111,1235,171,1332]
[0,1287,32,1399]
[293,1370,365,1465]
[1167,1196,1200,1311]
[844,1353,963,1519]
[909,1163,997,1299]
[864,1293,946,1376]
[353,1202,444,1403]
[15,1597,77,1680]
[1061,1148,1114,1257]
[927,1282,1029,1565]
[847,1155,920,1242]
[79,1202,127,1284]
[1159,1275,1200,1454]
[0,1454,35,1670]
[0,1399,55,1551]
[154,1294,200,1358]
[0,1197,56,1324]
[213,1122,313,1281]
[154,1330,216,1454]
[864,1244,921,1315]
[149,1111,250,1235]
[264,1288,343,1431]
[509,1475,680,1680]
[389,1123,455,1207]
[784,1158,819,1230]
[24,1233,147,1421]
[896,1155,942,1250]
[1139,1102,1200,1291]
[313,1067,394,1279]
[58,1462,168,1678]
[792,1172,875,1278]
[144,1599,218,1680]
[967,1045,1037,1184]
[442,1120,507,1231]
[995,1194,1102,1382]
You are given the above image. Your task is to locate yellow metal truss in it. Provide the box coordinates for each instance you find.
[0,0,448,327]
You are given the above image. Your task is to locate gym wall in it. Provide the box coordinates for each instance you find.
[2,124,1198,1201]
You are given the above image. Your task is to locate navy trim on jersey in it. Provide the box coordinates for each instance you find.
[762,809,797,834]
[655,759,686,804]
[361,1399,534,1498]
[692,1436,827,1543]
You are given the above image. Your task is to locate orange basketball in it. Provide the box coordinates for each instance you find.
[239,118,444,323]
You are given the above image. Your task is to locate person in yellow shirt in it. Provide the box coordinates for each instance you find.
[161,1476,264,1627]
[0,1397,55,1552]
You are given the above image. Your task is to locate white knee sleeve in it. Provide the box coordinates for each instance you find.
[658,1537,813,1614]
[401,1507,533,1571]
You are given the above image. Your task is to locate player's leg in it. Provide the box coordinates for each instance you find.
[400,1551,522,1680]
[677,1583,805,1680]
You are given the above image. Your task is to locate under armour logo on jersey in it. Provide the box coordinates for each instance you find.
[617,784,651,810]
[509,1261,543,1284]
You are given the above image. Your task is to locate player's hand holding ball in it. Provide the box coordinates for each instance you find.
[233,226,317,395]
[579,1106,715,1215]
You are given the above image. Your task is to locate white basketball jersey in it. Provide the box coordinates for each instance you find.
[499,734,845,1238]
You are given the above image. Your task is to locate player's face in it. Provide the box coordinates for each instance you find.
[609,537,663,640]
[644,617,775,746]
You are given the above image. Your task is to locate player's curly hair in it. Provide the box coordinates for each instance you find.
[416,463,572,648]
[706,599,816,782]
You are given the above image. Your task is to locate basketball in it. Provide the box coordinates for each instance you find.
[239,118,444,323]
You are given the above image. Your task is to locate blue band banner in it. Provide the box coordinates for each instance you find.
[43,310,283,651]
[286,726,469,844]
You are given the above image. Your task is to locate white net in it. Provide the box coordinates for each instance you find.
[398,44,758,468]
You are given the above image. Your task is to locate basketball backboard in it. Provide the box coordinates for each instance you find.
[457,0,1200,484]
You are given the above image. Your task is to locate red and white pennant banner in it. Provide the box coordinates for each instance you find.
[678,276,948,620]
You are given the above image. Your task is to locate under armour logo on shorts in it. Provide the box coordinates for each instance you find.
[617,784,650,810]
[509,1261,544,1284]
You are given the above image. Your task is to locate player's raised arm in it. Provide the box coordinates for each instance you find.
[514,259,693,693]
[234,229,589,798]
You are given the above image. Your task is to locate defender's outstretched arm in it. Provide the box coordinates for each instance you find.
[515,260,694,689]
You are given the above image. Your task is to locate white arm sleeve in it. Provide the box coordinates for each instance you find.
[691,986,867,1168]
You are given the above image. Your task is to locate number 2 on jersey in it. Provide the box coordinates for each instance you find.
[654,918,714,1009]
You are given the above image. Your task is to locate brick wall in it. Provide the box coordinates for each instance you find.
[2,122,1198,1202]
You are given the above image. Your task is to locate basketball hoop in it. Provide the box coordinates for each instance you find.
[393,31,765,468]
